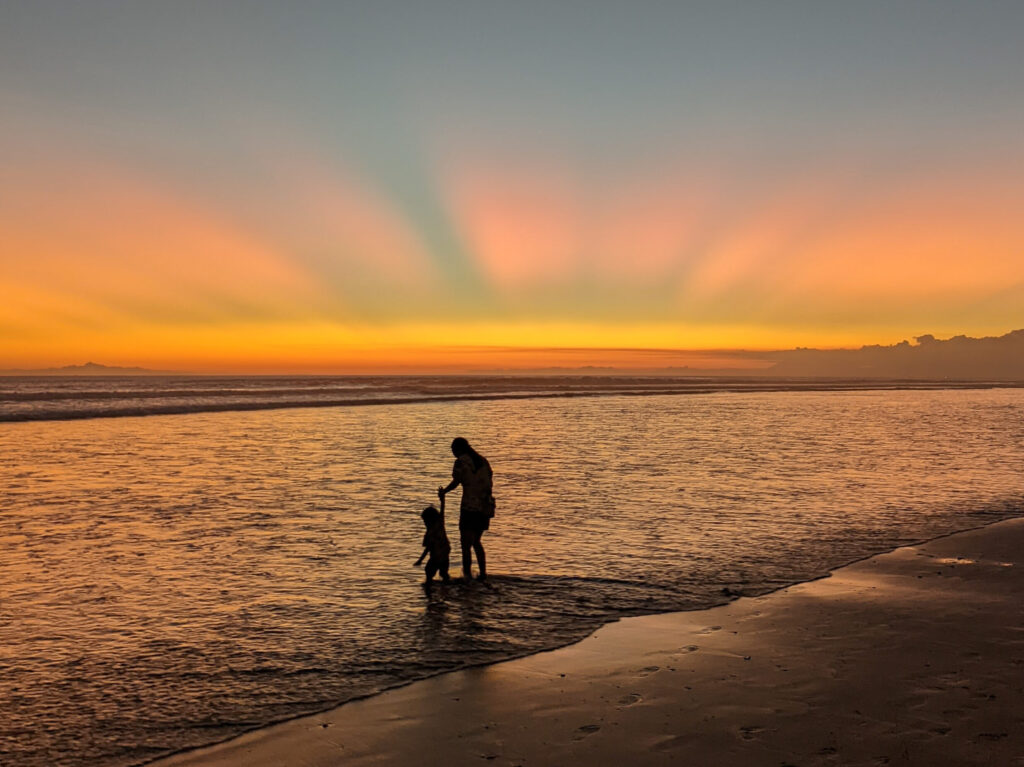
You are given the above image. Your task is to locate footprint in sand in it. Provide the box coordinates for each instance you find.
[617,693,643,706]
[698,625,723,634]
[682,644,699,653]
[739,725,765,740]
[976,732,1008,741]
[635,665,660,676]
[574,724,601,740]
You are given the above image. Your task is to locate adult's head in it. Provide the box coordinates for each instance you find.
[451,436,487,472]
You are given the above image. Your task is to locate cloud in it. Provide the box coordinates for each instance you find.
[766,329,1024,380]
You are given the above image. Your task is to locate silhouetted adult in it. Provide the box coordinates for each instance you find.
[438,437,493,581]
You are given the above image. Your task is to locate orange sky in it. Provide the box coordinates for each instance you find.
[2,4,1023,372]
[4,142,1021,372]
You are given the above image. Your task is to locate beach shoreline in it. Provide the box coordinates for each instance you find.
[151,517,1024,767]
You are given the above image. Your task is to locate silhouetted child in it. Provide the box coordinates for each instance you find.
[414,495,450,589]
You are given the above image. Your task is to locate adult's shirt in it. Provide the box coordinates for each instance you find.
[452,453,492,514]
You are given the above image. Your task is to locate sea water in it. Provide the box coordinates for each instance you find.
[1,380,1022,766]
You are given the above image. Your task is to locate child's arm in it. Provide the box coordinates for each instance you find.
[438,492,446,519]
[414,547,428,567]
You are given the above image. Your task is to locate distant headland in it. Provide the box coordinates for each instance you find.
[0,362,180,377]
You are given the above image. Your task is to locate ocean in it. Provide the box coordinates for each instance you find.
[2,377,1022,766]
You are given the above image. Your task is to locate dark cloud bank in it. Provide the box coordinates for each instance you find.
[503,330,1024,380]
[760,329,1024,380]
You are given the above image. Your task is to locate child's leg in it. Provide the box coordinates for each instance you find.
[438,553,450,582]
[424,558,438,583]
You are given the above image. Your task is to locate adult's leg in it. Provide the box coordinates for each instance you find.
[472,534,486,580]
[460,529,473,578]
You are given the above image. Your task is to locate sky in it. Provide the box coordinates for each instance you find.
[2,1,1023,372]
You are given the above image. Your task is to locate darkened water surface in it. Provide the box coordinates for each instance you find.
[1,382,1022,766]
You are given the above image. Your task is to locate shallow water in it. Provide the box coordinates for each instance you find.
[1,386,1022,766]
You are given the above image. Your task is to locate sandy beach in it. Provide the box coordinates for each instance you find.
[151,518,1024,767]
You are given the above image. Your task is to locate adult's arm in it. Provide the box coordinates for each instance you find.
[439,458,462,496]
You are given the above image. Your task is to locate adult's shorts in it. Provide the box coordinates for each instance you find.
[459,510,490,533]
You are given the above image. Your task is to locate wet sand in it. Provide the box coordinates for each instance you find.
[154,518,1024,767]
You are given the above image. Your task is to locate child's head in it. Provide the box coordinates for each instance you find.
[421,505,441,528]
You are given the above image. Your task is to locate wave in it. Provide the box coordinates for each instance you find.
[1,376,1020,423]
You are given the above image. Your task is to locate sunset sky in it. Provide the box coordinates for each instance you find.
[2,2,1023,372]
